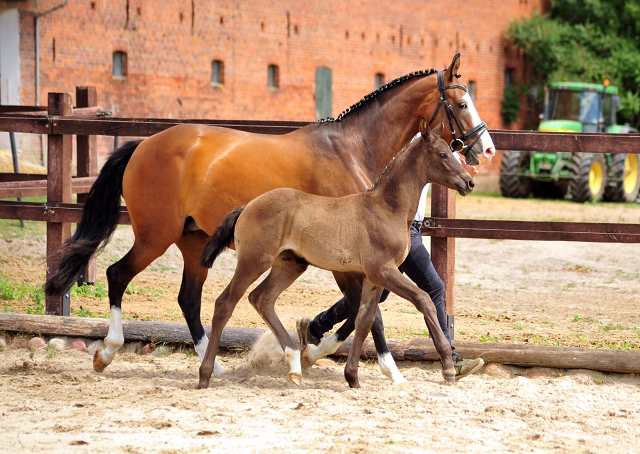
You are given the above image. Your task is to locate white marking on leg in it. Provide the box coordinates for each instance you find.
[195,334,225,376]
[306,333,343,364]
[284,346,302,377]
[99,307,124,365]
[378,352,407,385]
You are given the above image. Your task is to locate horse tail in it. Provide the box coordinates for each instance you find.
[201,206,245,268]
[44,139,143,295]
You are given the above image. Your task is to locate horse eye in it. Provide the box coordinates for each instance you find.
[457,103,467,109]
[439,152,447,159]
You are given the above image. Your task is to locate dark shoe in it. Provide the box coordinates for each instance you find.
[453,356,484,380]
[296,317,320,350]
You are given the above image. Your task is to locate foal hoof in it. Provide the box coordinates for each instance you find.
[93,348,109,373]
[300,346,312,367]
[442,369,456,385]
[289,372,302,386]
[197,379,210,390]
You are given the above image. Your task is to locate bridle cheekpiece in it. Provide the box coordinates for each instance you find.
[428,70,488,153]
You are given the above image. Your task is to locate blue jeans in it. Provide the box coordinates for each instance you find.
[309,225,457,356]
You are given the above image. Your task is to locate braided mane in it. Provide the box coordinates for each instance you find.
[317,68,438,123]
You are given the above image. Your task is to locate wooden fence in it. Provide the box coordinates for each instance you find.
[1,88,639,337]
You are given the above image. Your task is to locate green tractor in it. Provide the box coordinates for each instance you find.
[500,81,640,203]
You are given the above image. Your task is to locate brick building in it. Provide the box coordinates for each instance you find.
[1,0,547,173]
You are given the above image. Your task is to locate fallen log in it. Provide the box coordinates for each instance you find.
[1,313,639,374]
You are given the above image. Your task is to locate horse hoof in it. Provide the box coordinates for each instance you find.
[93,348,109,373]
[197,379,210,389]
[289,372,302,386]
[394,379,410,387]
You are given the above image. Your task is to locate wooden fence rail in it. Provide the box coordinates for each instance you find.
[0,88,638,343]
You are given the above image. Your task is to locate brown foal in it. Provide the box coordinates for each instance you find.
[198,118,474,389]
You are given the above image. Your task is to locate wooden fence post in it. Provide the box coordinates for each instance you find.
[46,92,73,316]
[75,86,97,285]
[430,184,456,338]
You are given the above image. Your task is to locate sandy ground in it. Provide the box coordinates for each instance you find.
[1,194,640,453]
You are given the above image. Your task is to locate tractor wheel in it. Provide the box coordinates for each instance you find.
[499,150,531,198]
[604,153,640,203]
[569,153,607,203]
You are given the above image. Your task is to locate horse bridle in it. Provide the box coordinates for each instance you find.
[428,70,488,153]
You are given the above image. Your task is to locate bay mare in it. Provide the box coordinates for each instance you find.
[198,119,474,389]
[45,54,494,381]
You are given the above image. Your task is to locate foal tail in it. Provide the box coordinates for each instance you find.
[201,206,245,268]
[44,140,143,295]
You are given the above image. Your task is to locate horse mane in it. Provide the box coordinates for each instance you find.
[317,68,438,123]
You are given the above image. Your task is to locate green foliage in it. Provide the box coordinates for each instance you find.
[501,85,524,125]
[505,3,640,127]
[70,283,107,299]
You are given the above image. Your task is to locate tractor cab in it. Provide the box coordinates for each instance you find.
[541,82,622,133]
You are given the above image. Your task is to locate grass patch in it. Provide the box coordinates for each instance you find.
[70,283,107,299]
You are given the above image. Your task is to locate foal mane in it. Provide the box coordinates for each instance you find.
[364,139,416,193]
[317,68,438,123]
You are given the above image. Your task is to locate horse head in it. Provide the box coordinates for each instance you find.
[427,54,496,171]
[420,117,475,196]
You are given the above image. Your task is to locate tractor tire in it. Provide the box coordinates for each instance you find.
[569,153,607,203]
[604,153,640,203]
[499,150,531,198]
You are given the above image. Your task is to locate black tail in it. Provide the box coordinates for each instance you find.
[201,206,245,268]
[44,140,143,295]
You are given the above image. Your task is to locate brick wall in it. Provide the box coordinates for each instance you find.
[3,0,547,166]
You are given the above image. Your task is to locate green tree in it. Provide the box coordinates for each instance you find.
[505,1,640,127]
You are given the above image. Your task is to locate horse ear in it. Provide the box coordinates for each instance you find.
[419,117,429,137]
[432,119,444,137]
[447,53,461,82]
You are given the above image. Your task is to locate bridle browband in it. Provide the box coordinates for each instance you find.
[428,70,488,153]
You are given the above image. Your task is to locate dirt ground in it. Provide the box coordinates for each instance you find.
[1,194,640,453]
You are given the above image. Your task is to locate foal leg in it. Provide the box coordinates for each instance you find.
[94,240,171,372]
[176,231,224,376]
[248,251,308,385]
[370,264,455,383]
[344,280,384,388]
[198,257,272,389]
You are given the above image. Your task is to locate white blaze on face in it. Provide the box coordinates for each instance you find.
[462,93,496,163]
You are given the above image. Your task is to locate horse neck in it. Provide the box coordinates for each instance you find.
[371,139,432,223]
[340,76,440,178]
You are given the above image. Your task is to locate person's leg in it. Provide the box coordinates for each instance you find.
[399,226,484,379]
[399,226,456,354]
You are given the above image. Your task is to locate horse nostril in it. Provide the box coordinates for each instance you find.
[468,180,475,189]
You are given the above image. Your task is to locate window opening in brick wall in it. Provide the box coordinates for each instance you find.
[375,73,384,89]
[113,51,127,77]
[211,60,224,85]
[52,38,56,61]
[315,67,332,120]
[504,68,514,88]
[268,64,280,88]
[468,80,476,100]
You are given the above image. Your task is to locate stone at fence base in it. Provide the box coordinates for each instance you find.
[482,363,515,378]
[141,343,155,355]
[152,345,171,356]
[0,335,7,348]
[49,337,70,351]
[123,342,143,354]
[27,337,46,350]
[87,339,104,356]
[526,369,555,379]
[69,339,87,352]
